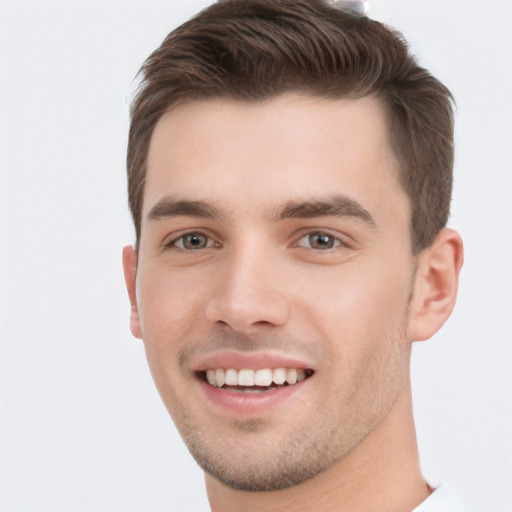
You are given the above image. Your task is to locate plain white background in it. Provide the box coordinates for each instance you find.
[0,1,510,510]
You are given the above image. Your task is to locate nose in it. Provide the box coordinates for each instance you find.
[205,242,290,333]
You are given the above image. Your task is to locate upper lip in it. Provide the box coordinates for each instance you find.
[192,350,314,372]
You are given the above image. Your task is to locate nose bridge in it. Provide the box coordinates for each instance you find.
[205,235,290,331]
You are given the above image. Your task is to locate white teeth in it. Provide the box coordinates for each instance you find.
[215,368,226,387]
[254,368,273,386]
[205,367,311,388]
[273,368,287,385]
[286,368,297,385]
[238,369,254,386]
[206,369,216,386]
[225,368,238,386]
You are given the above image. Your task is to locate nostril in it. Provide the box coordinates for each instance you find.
[253,320,273,326]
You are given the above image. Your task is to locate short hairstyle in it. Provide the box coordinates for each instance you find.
[127,0,455,253]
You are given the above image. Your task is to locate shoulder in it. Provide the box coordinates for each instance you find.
[412,483,466,512]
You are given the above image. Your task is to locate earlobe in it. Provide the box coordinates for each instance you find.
[409,229,464,342]
[122,245,142,339]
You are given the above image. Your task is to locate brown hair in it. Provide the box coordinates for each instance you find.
[127,0,455,253]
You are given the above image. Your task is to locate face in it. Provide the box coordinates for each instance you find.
[125,95,417,491]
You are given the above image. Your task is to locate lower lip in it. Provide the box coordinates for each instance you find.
[199,377,309,415]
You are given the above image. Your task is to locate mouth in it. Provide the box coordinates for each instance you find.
[198,367,315,392]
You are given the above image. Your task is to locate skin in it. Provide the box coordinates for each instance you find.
[123,94,463,512]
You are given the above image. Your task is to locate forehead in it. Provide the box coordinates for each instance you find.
[144,94,407,222]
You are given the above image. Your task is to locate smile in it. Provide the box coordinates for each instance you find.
[202,368,314,390]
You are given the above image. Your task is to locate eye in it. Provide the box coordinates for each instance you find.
[295,231,344,250]
[168,232,215,250]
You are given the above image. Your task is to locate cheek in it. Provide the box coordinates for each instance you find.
[301,258,413,372]
[137,265,208,345]
[307,258,410,324]
[137,270,201,409]
[311,265,411,413]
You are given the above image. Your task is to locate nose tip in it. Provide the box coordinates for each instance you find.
[204,260,290,334]
[206,298,288,333]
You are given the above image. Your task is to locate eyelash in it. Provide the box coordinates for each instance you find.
[294,231,347,250]
[165,230,347,251]
[164,232,217,251]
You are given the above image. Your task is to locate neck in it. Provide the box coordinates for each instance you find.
[205,380,430,512]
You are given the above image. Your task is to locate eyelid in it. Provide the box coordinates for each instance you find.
[163,229,219,250]
[161,227,353,251]
[293,230,350,250]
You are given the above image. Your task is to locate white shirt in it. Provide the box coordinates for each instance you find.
[412,483,466,511]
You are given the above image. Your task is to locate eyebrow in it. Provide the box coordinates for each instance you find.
[146,194,376,226]
[274,195,376,226]
[147,199,224,221]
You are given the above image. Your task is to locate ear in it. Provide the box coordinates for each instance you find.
[122,245,142,339]
[409,228,464,341]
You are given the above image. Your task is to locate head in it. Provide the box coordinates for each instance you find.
[127,0,455,254]
[123,0,463,498]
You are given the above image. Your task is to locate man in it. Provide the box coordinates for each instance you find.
[122,1,464,510]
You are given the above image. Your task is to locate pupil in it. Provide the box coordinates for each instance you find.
[186,234,205,249]
[311,234,333,249]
